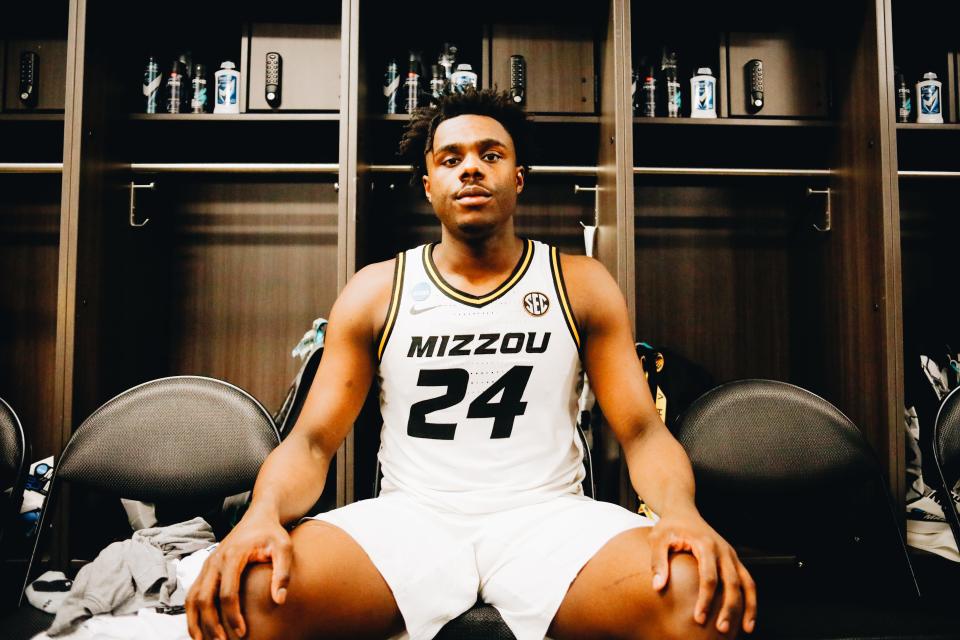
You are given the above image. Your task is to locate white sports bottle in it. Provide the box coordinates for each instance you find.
[690,67,717,118]
[214,61,240,114]
[916,72,943,124]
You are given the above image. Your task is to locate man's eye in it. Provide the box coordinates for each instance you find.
[443,157,460,166]
[483,153,501,162]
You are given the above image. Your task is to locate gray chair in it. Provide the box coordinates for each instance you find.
[0,397,29,611]
[19,375,279,609]
[674,379,935,638]
[675,379,918,601]
[0,396,28,548]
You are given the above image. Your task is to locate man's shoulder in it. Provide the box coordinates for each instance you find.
[555,252,624,326]
[352,257,399,286]
[557,252,614,287]
[335,257,399,326]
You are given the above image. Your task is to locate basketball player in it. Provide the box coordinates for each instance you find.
[186,89,756,640]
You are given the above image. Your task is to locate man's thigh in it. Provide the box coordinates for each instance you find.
[232,519,405,640]
[547,528,731,640]
[236,494,481,640]
[477,495,655,640]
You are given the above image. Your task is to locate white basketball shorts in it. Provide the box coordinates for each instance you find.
[304,492,656,640]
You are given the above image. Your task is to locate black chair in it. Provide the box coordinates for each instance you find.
[18,375,279,615]
[932,386,960,555]
[274,345,324,439]
[0,396,28,548]
[674,379,938,638]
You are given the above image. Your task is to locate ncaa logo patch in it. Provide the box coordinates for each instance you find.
[412,282,431,302]
[523,292,550,316]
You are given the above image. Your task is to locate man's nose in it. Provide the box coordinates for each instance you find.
[459,153,484,179]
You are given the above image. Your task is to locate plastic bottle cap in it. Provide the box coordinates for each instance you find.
[456,64,473,71]
[923,72,938,80]
[697,67,712,75]
[221,61,236,70]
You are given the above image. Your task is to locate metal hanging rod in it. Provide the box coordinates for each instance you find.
[367,164,599,176]
[0,164,837,178]
[899,170,960,178]
[0,163,63,174]
[129,163,339,174]
[634,167,833,177]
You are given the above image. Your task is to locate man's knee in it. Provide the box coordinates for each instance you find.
[655,554,737,640]
[234,564,284,640]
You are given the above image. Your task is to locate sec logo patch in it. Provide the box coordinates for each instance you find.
[523,292,550,316]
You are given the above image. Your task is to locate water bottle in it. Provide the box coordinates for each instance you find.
[214,61,240,114]
[690,67,717,118]
[450,63,478,93]
[384,59,399,114]
[916,71,943,124]
[143,57,160,114]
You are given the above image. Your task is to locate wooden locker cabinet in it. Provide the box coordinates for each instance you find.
[3,0,927,566]
[0,1,69,464]
[0,0,70,579]
[629,0,903,509]
[888,0,960,504]
[46,0,349,564]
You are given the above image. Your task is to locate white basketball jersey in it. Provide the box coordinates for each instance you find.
[376,238,586,514]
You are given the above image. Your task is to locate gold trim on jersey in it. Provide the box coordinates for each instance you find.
[550,246,582,351]
[377,251,405,360]
[423,238,534,308]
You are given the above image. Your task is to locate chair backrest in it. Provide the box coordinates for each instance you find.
[675,379,918,601]
[0,396,27,498]
[57,376,279,502]
[21,376,279,604]
[933,386,960,552]
[0,396,28,545]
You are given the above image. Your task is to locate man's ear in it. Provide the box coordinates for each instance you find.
[516,166,525,194]
[422,173,432,202]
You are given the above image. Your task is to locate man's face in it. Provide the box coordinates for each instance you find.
[422,114,525,239]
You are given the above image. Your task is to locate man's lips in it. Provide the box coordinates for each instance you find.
[455,186,492,200]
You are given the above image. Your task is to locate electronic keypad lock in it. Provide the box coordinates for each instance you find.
[746,58,764,113]
[265,52,282,109]
[19,51,39,108]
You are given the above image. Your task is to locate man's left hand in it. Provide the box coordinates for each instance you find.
[648,511,757,635]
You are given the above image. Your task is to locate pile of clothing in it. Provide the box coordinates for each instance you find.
[28,517,218,640]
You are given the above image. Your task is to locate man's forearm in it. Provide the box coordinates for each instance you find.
[244,431,333,526]
[621,421,699,517]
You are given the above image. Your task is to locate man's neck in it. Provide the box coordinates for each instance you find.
[433,229,525,289]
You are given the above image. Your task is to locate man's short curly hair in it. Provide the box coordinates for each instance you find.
[398,88,532,184]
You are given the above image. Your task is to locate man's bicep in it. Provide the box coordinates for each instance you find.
[579,268,660,440]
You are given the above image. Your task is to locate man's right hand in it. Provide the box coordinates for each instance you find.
[185,515,293,640]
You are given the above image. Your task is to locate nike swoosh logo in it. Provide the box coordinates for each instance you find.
[410,304,442,315]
